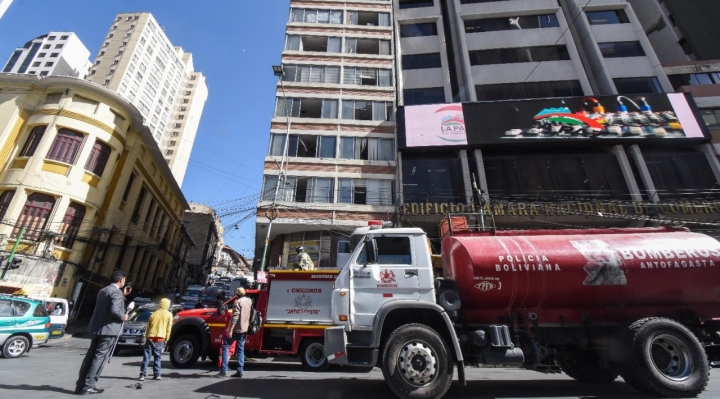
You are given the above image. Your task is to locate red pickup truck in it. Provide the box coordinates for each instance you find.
[168,270,337,371]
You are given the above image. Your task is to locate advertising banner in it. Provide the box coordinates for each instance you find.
[399,93,709,148]
[266,280,334,323]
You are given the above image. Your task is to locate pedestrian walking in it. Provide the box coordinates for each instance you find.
[293,246,315,270]
[139,298,173,381]
[75,270,132,395]
[215,287,251,378]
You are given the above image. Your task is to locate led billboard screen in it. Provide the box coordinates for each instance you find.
[399,93,709,148]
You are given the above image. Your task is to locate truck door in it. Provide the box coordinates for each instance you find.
[350,235,418,327]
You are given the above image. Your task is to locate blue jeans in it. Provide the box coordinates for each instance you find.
[140,340,164,377]
[221,332,246,374]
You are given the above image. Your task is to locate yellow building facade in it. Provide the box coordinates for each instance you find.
[0,75,192,311]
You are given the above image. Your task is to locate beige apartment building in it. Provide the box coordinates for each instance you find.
[87,12,208,186]
[255,0,397,270]
[0,74,193,315]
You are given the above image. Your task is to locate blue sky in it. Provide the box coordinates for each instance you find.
[0,0,291,257]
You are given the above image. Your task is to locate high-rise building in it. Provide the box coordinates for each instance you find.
[627,0,720,63]
[0,0,13,19]
[2,32,91,78]
[255,1,396,269]
[87,13,208,186]
[254,0,720,269]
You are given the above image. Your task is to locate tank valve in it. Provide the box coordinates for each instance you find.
[528,313,538,321]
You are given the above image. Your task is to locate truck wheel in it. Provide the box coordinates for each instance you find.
[381,324,453,399]
[619,318,709,398]
[300,339,330,372]
[170,334,200,368]
[557,353,618,383]
[3,335,30,359]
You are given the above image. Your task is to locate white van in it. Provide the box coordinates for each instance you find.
[32,298,69,339]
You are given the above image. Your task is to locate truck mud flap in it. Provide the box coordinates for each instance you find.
[325,326,349,366]
[457,361,466,385]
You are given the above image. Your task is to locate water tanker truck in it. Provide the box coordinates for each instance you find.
[325,218,720,399]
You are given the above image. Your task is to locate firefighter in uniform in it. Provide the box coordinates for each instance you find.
[293,246,315,270]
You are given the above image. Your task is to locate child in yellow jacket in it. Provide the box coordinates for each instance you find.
[139,298,173,381]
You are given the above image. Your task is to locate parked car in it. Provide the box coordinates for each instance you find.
[0,295,50,358]
[33,298,69,339]
[114,303,183,353]
[180,288,202,303]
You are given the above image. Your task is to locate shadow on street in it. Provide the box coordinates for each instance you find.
[193,379,660,399]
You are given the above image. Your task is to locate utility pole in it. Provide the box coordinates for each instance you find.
[260,65,292,272]
[1,226,26,280]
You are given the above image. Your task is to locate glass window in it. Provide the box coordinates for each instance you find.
[400,23,438,38]
[269,134,286,156]
[700,110,720,129]
[84,141,111,176]
[399,0,434,9]
[469,46,570,65]
[376,237,412,264]
[321,99,338,119]
[309,178,333,203]
[640,150,720,200]
[613,77,663,94]
[379,69,392,87]
[46,128,84,164]
[0,299,13,317]
[57,202,86,248]
[476,80,583,101]
[465,14,559,33]
[340,137,354,159]
[689,73,714,86]
[33,304,48,317]
[338,179,353,204]
[14,193,56,240]
[0,190,15,221]
[586,10,630,25]
[598,41,645,58]
[402,53,442,70]
[12,301,31,316]
[404,87,446,106]
[318,136,336,158]
[20,126,46,157]
[402,155,465,204]
[378,139,395,161]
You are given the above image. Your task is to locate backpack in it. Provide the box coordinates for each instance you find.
[248,304,262,335]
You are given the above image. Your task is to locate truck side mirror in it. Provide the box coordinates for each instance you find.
[365,238,378,265]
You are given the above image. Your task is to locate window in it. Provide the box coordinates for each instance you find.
[275,97,339,119]
[131,187,146,224]
[358,236,412,265]
[469,45,570,65]
[338,179,393,205]
[342,100,394,121]
[46,128,84,164]
[38,53,46,58]
[613,77,663,94]
[55,44,63,49]
[404,87,446,105]
[40,71,49,77]
[45,62,54,67]
[290,8,343,24]
[485,152,630,200]
[61,35,69,40]
[668,73,720,90]
[85,141,111,176]
[32,62,41,67]
[347,11,390,27]
[122,173,135,202]
[402,53,442,70]
[169,141,176,146]
[263,176,333,203]
[172,132,179,137]
[268,134,336,158]
[99,51,105,56]
[282,64,341,84]
[103,79,110,85]
[108,69,115,75]
[43,44,51,49]
[19,126,46,157]
[108,34,114,39]
[586,10,629,25]
[0,190,15,221]
[399,0,434,9]
[344,38,391,55]
[48,36,57,40]
[339,137,394,161]
[465,14,559,33]
[598,41,645,58]
[639,150,720,200]
[343,67,392,86]
[400,23,438,38]
[0,299,13,317]
[57,203,85,247]
[285,35,342,53]
[476,80,583,101]
[700,109,720,129]
[50,53,59,57]
[13,301,30,316]
[166,150,173,155]
[14,193,56,240]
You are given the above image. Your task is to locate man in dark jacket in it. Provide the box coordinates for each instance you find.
[75,270,132,395]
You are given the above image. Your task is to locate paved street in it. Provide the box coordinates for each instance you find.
[2,335,720,399]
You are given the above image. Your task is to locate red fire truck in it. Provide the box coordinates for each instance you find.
[169,270,337,371]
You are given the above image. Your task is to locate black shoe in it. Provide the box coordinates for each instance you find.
[213,372,228,378]
[231,372,243,378]
[80,387,104,395]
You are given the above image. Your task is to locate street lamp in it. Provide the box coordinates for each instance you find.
[259,65,291,273]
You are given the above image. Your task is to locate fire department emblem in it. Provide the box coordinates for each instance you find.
[474,281,497,291]
[379,269,396,284]
[571,240,627,286]
[294,294,313,308]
